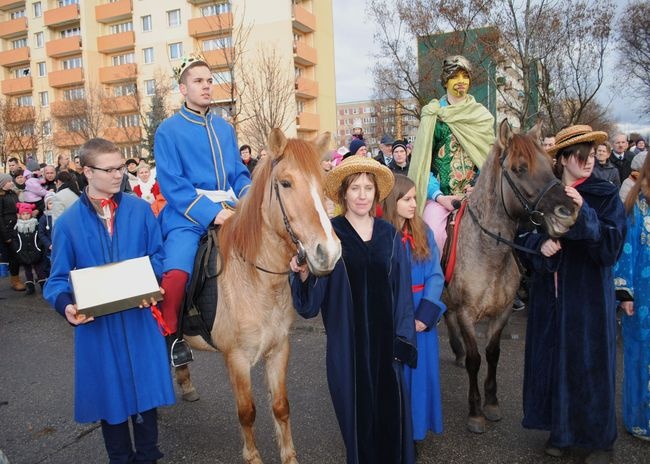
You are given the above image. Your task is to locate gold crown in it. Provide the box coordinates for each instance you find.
[173,52,208,82]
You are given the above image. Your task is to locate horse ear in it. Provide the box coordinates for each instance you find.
[498,119,513,149]
[268,128,288,159]
[526,120,543,143]
[312,132,331,157]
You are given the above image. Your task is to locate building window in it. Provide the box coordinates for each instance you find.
[212,71,232,83]
[39,91,49,106]
[60,27,81,38]
[116,114,140,127]
[12,38,27,49]
[37,62,47,77]
[13,67,30,78]
[45,150,53,164]
[111,52,134,66]
[16,95,33,106]
[202,36,232,51]
[143,47,154,64]
[113,83,136,97]
[141,15,152,32]
[109,21,133,34]
[296,100,305,113]
[10,9,26,19]
[21,124,35,136]
[167,9,181,27]
[201,2,231,16]
[168,42,183,60]
[58,0,79,6]
[144,79,155,96]
[34,32,44,48]
[120,145,140,157]
[33,2,42,18]
[63,87,85,100]
[43,120,52,136]
[62,57,82,69]
[67,118,84,131]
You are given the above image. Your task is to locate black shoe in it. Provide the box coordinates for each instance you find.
[512,296,525,311]
[25,281,35,295]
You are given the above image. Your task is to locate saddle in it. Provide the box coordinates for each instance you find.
[177,227,222,351]
[440,200,467,285]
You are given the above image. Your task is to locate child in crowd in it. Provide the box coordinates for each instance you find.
[12,202,47,294]
[44,138,174,464]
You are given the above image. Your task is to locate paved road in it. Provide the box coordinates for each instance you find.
[0,278,648,463]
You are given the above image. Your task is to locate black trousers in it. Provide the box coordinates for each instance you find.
[100,408,162,464]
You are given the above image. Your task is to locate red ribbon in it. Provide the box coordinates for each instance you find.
[150,303,171,336]
[401,227,414,249]
[412,284,424,293]
[100,197,118,211]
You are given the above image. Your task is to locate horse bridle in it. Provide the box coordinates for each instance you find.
[499,148,561,227]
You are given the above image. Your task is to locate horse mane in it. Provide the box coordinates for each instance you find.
[219,138,323,269]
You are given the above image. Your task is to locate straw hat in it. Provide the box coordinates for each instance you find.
[547,125,608,156]
[324,155,394,202]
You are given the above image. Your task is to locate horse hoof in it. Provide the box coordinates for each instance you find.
[182,388,200,402]
[467,416,486,434]
[484,404,502,422]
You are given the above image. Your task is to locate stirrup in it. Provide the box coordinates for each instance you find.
[170,338,194,367]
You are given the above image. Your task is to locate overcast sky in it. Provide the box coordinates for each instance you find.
[331,0,649,135]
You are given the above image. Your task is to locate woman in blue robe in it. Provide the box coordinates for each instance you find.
[44,139,175,463]
[515,126,625,463]
[614,152,650,441]
[291,156,417,464]
[383,174,446,440]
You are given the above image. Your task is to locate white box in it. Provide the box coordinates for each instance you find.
[70,256,163,318]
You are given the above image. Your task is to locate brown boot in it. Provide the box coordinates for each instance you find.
[10,275,26,291]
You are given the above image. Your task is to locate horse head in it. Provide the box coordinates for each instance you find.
[496,120,578,237]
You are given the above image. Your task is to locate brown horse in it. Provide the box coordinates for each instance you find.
[444,120,578,434]
[177,129,341,463]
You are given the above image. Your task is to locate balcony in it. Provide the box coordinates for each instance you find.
[185,0,215,4]
[102,126,141,144]
[0,47,30,67]
[211,83,234,103]
[53,130,85,148]
[7,106,35,123]
[188,13,232,37]
[44,3,80,28]
[48,68,84,88]
[51,99,86,118]
[295,76,318,99]
[293,41,317,66]
[95,0,132,24]
[7,135,36,151]
[292,4,316,33]
[1,76,32,95]
[0,0,25,11]
[101,95,139,114]
[0,17,28,39]
[98,63,137,84]
[296,111,320,132]
[97,31,135,54]
[46,36,82,58]
[203,48,234,68]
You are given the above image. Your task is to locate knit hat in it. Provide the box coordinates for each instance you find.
[17,202,35,215]
[391,140,408,154]
[25,159,40,172]
[0,173,12,189]
[349,138,367,156]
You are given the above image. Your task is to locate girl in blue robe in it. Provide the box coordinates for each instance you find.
[383,174,446,440]
[291,156,417,464]
[44,138,175,464]
[615,153,650,441]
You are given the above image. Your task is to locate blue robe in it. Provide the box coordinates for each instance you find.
[515,176,626,450]
[614,194,650,439]
[402,228,446,440]
[44,193,175,424]
[292,217,417,464]
[154,104,251,274]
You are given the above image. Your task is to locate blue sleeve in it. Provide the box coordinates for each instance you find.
[38,216,51,249]
[427,172,442,200]
[415,229,447,329]
[614,206,638,300]
[225,123,252,199]
[391,233,417,368]
[144,206,165,279]
[290,270,331,319]
[43,218,76,319]
[515,228,561,273]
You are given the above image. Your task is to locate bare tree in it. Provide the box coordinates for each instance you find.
[52,82,109,144]
[139,75,173,163]
[0,98,52,164]
[238,47,295,152]
[617,0,650,115]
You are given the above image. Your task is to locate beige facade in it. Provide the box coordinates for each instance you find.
[0,0,336,163]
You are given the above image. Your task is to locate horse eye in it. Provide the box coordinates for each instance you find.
[513,164,528,175]
[280,180,292,188]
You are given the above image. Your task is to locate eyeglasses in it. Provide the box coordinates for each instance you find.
[88,164,127,175]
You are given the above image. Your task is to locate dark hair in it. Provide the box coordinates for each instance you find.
[79,138,121,167]
[125,158,138,167]
[179,61,210,85]
[553,142,595,180]
[55,170,81,196]
[239,144,252,154]
[14,168,24,177]
[624,152,650,214]
[7,157,19,164]
[336,172,380,217]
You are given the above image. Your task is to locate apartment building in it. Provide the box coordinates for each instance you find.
[0,0,336,163]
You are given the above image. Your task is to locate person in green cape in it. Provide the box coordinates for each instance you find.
[408,55,495,253]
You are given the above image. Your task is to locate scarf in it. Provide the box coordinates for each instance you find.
[14,218,38,234]
[408,95,495,213]
[137,178,157,204]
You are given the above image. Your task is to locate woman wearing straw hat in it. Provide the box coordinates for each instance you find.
[515,125,626,463]
[290,156,418,464]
